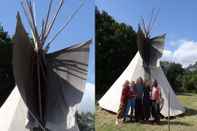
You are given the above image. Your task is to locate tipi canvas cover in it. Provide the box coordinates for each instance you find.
[98,24,185,117]
[0,87,29,131]
[0,86,80,131]
[98,52,185,117]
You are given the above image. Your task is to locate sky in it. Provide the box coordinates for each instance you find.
[0,0,95,83]
[96,0,197,67]
[79,82,95,113]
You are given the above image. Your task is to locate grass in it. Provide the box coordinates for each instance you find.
[96,93,197,131]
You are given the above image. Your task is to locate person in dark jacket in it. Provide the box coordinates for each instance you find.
[135,77,144,122]
[143,80,151,121]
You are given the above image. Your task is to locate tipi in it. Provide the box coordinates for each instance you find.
[98,21,185,117]
[0,0,91,131]
[0,82,94,131]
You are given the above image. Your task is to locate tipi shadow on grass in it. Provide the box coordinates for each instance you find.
[179,107,197,117]
[137,120,193,127]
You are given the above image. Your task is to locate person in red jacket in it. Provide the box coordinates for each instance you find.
[124,81,137,122]
[116,80,130,125]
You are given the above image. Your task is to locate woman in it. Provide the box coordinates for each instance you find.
[135,77,144,122]
[116,80,130,125]
[143,80,151,121]
[151,80,161,124]
[124,81,137,122]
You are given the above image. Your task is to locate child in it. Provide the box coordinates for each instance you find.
[124,81,136,122]
[116,80,130,125]
[151,80,161,124]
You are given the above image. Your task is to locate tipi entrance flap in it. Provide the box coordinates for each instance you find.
[13,13,42,126]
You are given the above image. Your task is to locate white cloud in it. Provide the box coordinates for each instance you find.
[161,40,197,68]
[162,50,174,62]
[79,83,95,113]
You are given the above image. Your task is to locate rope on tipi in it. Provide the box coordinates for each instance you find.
[45,0,88,51]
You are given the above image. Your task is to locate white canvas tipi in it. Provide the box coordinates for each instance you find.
[98,52,185,117]
[0,83,95,131]
[0,86,82,131]
[98,23,185,117]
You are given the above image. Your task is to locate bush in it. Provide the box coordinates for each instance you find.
[77,112,95,131]
[0,25,15,106]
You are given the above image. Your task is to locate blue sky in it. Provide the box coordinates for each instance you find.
[96,0,197,67]
[0,0,95,83]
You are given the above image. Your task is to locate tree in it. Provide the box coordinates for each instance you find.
[77,112,95,131]
[96,8,137,95]
[183,71,197,92]
[161,61,185,92]
[0,25,15,106]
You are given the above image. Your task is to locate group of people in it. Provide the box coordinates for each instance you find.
[116,77,163,125]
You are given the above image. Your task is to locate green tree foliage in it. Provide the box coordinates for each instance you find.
[77,112,95,131]
[161,61,197,93]
[183,74,197,92]
[183,64,197,92]
[0,26,12,65]
[161,61,184,92]
[96,8,137,95]
[166,62,184,92]
[0,25,15,106]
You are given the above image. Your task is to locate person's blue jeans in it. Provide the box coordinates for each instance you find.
[124,99,135,118]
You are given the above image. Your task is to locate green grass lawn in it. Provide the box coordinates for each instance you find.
[96,93,197,131]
